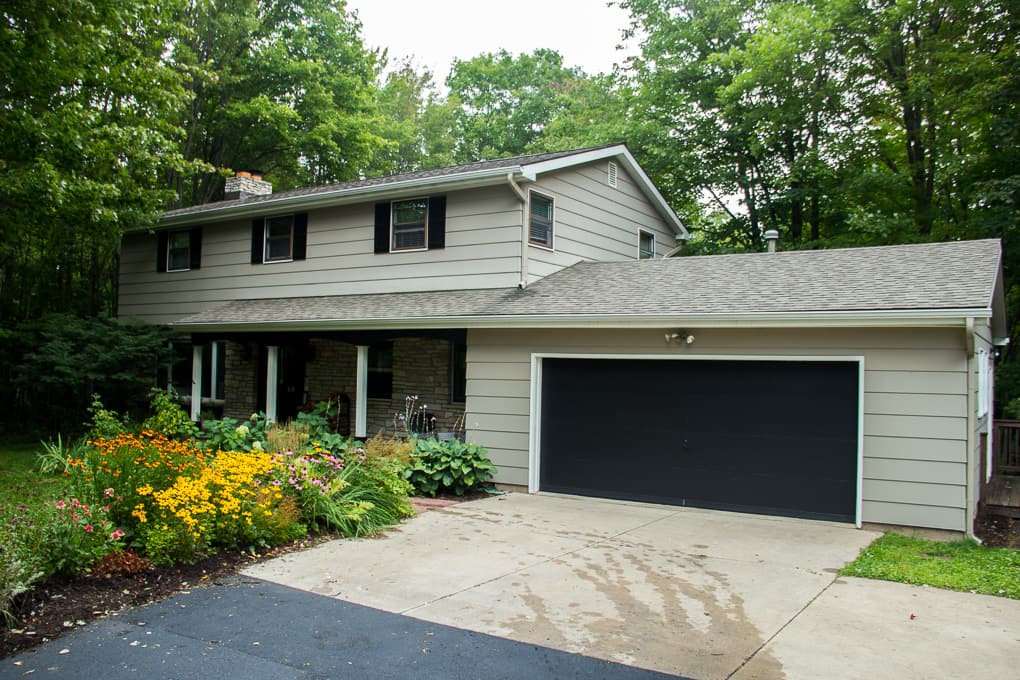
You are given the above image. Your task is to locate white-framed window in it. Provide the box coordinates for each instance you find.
[167,230,192,271]
[391,198,428,251]
[529,191,554,248]
[608,161,618,188]
[264,215,294,262]
[638,230,656,259]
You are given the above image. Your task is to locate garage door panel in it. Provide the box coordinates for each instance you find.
[540,358,858,522]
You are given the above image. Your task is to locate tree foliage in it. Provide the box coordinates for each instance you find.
[0,315,176,434]
[167,0,385,206]
[0,0,191,320]
[446,49,588,162]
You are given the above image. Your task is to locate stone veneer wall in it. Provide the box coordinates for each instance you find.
[223,341,257,420]
[221,336,465,434]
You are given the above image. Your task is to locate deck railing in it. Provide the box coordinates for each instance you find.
[993,420,1020,475]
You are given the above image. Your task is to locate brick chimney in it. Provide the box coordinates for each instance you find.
[224,171,272,201]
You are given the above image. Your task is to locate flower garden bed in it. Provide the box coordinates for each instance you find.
[1,393,497,658]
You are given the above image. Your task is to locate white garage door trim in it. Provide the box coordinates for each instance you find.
[528,352,865,527]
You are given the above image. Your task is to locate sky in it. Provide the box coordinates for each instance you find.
[345,0,636,84]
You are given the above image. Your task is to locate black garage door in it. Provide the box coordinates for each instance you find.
[539,358,858,522]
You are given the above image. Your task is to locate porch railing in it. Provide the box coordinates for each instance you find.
[993,420,1020,475]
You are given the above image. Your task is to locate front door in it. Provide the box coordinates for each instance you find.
[257,344,307,422]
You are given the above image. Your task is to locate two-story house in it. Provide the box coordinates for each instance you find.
[119,143,1005,537]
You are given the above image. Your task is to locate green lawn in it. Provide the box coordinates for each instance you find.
[0,441,68,510]
[841,532,1020,599]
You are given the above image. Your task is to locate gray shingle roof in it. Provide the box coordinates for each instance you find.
[173,239,1001,329]
[163,145,619,219]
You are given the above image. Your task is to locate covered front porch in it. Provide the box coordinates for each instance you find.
[183,329,468,439]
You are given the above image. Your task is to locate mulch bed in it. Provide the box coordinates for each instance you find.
[973,509,1020,549]
[13,491,1006,661]
[1,493,487,659]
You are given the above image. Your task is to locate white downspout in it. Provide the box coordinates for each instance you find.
[507,173,529,289]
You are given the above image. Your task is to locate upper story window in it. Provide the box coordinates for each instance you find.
[639,230,656,259]
[391,199,428,251]
[529,192,554,248]
[157,228,201,273]
[374,196,446,254]
[264,216,294,262]
[167,231,192,271]
[250,214,308,264]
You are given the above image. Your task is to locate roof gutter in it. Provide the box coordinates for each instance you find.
[151,166,525,230]
[170,308,992,334]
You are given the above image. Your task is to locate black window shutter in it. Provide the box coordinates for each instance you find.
[293,213,308,260]
[156,231,168,272]
[428,195,446,250]
[374,202,390,253]
[189,227,202,270]
[250,219,264,264]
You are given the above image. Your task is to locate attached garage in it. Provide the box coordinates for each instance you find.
[537,357,861,523]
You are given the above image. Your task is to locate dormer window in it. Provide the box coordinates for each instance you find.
[391,199,428,251]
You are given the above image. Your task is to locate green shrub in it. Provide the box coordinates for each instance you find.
[40,497,124,575]
[142,388,200,440]
[197,413,269,452]
[0,504,48,625]
[406,438,496,497]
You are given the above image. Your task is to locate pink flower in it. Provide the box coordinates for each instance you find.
[103,488,115,498]
[84,524,94,533]
[55,500,66,510]
[110,529,125,541]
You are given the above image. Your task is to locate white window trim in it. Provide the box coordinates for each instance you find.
[166,230,192,272]
[527,189,555,251]
[977,349,990,418]
[389,197,429,253]
[638,229,656,259]
[528,352,865,528]
[608,160,618,188]
[263,216,294,264]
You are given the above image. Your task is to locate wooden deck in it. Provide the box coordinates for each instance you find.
[985,475,1020,518]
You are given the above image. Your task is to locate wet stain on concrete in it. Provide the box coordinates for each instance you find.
[502,544,786,679]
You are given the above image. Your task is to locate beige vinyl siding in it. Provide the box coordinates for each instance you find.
[525,161,676,283]
[118,186,523,324]
[465,326,970,530]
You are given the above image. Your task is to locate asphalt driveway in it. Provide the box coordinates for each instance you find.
[243,493,1020,679]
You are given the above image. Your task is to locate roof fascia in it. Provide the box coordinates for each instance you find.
[153,166,521,229]
[520,145,689,239]
[170,308,990,334]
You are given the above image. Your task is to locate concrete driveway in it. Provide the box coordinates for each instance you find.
[242,493,1020,678]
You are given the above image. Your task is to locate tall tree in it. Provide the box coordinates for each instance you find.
[364,59,456,176]
[446,49,586,162]
[0,0,191,320]
[167,0,385,206]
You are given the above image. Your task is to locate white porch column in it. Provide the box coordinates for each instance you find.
[210,341,219,402]
[190,344,204,421]
[355,345,369,439]
[266,345,279,425]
